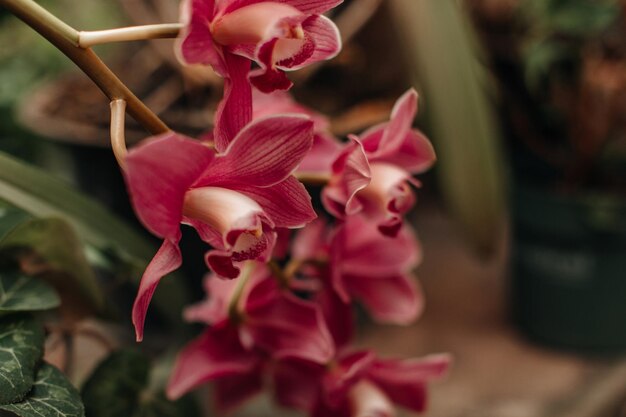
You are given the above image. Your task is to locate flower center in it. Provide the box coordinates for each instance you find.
[211,2,302,46]
[183,186,265,247]
[357,163,411,213]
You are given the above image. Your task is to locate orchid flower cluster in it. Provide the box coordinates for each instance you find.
[122,0,450,415]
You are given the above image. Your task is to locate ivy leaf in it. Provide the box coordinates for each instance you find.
[81,350,150,417]
[0,314,44,404]
[0,272,60,314]
[0,363,84,417]
[0,218,103,314]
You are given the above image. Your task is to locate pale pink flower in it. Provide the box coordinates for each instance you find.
[124,115,316,341]
[322,89,436,237]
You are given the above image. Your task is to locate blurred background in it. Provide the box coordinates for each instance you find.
[0,0,625,416]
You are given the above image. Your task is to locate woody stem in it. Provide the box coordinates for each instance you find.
[0,0,169,135]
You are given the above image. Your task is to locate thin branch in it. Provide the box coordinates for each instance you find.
[78,23,183,48]
[0,0,169,135]
[110,99,128,169]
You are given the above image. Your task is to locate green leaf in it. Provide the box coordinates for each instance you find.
[0,151,154,263]
[389,0,506,256]
[0,202,32,243]
[0,153,190,327]
[136,393,200,417]
[0,314,44,404]
[0,363,84,417]
[81,350,149,417]
[0,272,60,314]
[0,218,103,312]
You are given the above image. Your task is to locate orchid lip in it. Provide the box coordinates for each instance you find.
[211,2,302,46]
[183,186,265,241]
[348,381,395,417]
[357,163,413,212]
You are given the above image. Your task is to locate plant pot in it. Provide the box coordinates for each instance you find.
[511,184,626,353]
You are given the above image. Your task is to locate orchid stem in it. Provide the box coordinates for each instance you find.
[295,172,331,186]
[110,99,128,170]
[78,23,183,48]
[0,0,169,136]
[228,262,255,322]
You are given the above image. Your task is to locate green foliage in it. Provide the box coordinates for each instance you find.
[81,350,150,417]
[81,350,200,417]
[0,272,60,314]
[0,314,44,404]
[0,218,103,312]
[0,364,85,417]
[390,0,506,256]
[521,0,620,91]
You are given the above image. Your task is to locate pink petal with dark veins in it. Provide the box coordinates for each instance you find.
[124,132,215,239]
[199,115,314,187]
[213,53,253,152]
[132,238,183,342]
[235,177,317,228]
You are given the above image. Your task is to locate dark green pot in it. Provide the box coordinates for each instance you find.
[512,185,626,353]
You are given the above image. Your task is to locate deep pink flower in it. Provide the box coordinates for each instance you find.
[184,265,335,363]
[253,89,342,174]
[178,0,342,92]
[166,322,265,408]
[292,216,424,326]
[124,115,316,341]
[322,89,436,237]
[274,351,451,417]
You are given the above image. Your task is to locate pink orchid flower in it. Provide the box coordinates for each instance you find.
[178,0,342,93]
[124,115,316,341]
[185,265,335,361]
[168,266,335,402]
[253,89,342,174]
[166,322,266,408]
[274,351,451,417]
[292,215,424,326]
[322,89,436,237]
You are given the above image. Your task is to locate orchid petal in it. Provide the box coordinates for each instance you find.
[367,354,452,412]
[177,0,224,72]
[379,89,418,154]
[214,370,264,411]
[315,286,353,348]
[273,359,325,411]
[278,15,341,70]
[323,351,375,408]
[348,381,395,417]
[235,177,316,228]
[250,38,294,92]
[344,273,424,325]
[166,325,260,400]
[200,115,314,187]
[206,230,276,279]
[245,277,335,363]
[132,238,183,342]
[125,132,215,239]
[385,130,436,173]
[299,133,342,174]
[184,274,238,324]
[322,137,371,218]
[222,0,343,14]
[339,216,421,276]
[252,90,331,132]
[213,53,253,152]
